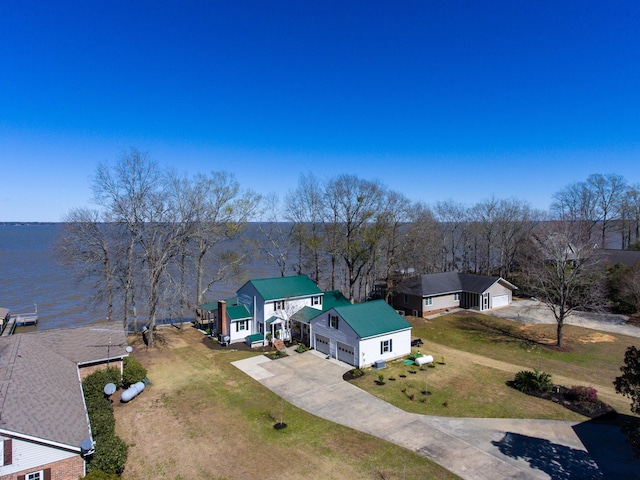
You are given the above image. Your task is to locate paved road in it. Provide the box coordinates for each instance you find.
[233,350,640,480]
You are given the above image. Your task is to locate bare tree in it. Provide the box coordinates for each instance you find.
[93,149,188,346]
[56,207,116,324]
[522,222,606,347]
[285,173,326,284]
[434,200,467,271]
[324,174,385,302]
[186,171,260,305]
[587,173,626,248]
[258,193,295,276]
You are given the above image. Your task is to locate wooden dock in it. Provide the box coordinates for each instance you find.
[0,305,38,336]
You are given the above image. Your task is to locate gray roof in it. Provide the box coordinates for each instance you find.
[0,323,129,449]
[396,272,516,296]
[30,322,129,365]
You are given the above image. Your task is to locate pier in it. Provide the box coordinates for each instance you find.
[0,305,38,336]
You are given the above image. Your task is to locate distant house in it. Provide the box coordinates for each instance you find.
[393,272,517,317]
[0,324,129,479]
[309,299,412,367]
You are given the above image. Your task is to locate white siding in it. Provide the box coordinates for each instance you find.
[359,329,412,367]
[310,311,412,368]
[0,436,79,476]
[229,319,251,343]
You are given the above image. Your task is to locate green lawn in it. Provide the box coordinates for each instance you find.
[349,312,638,419]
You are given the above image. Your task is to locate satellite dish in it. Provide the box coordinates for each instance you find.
[104,383,117,396]
[126,346,133,353]
[80,438,95,456]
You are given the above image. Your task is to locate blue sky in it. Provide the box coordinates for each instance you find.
[1,1,639,221]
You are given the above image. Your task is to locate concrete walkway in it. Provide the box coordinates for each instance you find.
[233,350,640,480]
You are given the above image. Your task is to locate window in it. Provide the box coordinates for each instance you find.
[274,300,285,310]
[329,314,339,329]
[380,339,393,354]
[235,320,248,332]
[424,297,433,306]
[454,293,460,301]
[27,473,43,480]
[312,296,322,306]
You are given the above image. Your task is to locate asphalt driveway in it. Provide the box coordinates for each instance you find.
[233,349,640,480]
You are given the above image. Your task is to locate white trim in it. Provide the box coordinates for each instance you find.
[0,429,81,453]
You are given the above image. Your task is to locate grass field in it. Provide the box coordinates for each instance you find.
[113,327,458,480]
[350,312,638,418]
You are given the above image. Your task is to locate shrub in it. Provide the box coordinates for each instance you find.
[377,373,385,383]
[566,386,598,403]
[123,355,147,387]
[82,369,128,475]
[349,368,365,378]
[81,470,120,480]
[513,369,552,392]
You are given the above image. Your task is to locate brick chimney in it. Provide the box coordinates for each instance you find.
[217,300,228,337]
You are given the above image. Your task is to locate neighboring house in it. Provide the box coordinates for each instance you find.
[309,299,412,367]
[393,272,517,317]
[203,275,325,345]
[0,324,129,480]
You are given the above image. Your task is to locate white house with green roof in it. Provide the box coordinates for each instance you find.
[236,275,324,342]
[309,299,412,367]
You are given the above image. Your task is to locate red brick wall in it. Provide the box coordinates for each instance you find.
[2,455,85,480]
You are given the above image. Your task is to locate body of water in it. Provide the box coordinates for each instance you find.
[0,224,282,331]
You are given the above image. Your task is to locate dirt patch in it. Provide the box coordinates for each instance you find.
[576,332,617,344]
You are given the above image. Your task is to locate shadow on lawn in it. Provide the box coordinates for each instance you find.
[492,417,640,479]
[455,313,551,348]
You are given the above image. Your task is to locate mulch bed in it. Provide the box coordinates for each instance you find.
[516,384,617,420]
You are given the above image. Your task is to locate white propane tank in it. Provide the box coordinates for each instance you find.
[414,355,434,366]
[120,381,146,402]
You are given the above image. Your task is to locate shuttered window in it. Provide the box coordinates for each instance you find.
[380,339,392,354]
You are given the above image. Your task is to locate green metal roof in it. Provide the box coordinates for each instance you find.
[227,304,251,320]
[290,290,351,325]
[321,290,351,310]
[333,300,412,339]
[265,315,281,325]
[247,275,322,301]
[199,296,238,311]
[246,333,264,343]
[199,301,218,311]
[290,306,320,324]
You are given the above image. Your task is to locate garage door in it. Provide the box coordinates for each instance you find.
[337,342,355,365]
[492,294,509,309]
[315,334,330,354]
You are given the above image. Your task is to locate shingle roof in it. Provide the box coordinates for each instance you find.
[333,300,412,339]
[31,322,129,365]
[0,323,129,449]
[396,272,516,296]
[247,275,322,301]
[0,335,90,449]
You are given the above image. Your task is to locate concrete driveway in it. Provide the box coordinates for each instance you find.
[233,350,639,480]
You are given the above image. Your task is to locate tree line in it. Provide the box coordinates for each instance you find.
[57,149,640,347]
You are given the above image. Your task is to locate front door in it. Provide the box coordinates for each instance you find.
[482,293,489,310]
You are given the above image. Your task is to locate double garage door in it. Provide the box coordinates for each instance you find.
[314,334,355,365]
